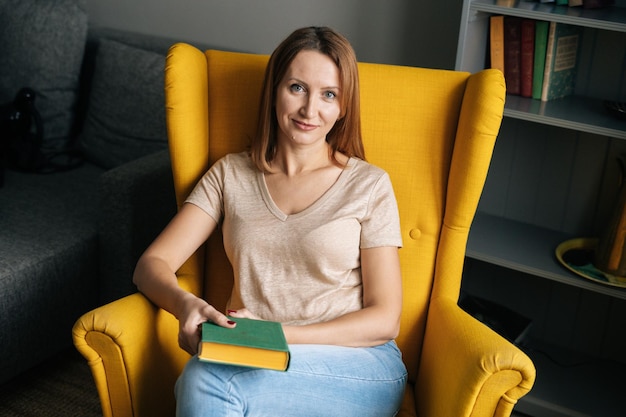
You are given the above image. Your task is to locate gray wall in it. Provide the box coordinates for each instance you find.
[86,0,462,69]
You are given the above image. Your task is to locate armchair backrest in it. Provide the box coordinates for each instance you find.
[165,44,505,384]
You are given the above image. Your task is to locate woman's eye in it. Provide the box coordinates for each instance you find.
[290,84,305,93]
[323,91,337,100]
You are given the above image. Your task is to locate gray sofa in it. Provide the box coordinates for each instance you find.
[0,0,220,383]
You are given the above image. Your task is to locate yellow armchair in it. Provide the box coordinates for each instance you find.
[73,44,535,417]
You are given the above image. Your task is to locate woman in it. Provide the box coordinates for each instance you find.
[134,26,407,416]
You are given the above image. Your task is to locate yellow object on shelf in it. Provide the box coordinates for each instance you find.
[556,238,626,288]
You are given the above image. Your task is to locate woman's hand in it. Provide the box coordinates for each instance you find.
[226,308,260,320]
[177,293,236,355]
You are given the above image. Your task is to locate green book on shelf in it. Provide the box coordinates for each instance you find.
[532,20,550,100]
[541,21,583,101]
[199,318,290,371]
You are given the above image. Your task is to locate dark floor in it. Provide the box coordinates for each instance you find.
[0,349,101,417]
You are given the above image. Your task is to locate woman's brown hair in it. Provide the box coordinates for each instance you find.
[251,26,365,172]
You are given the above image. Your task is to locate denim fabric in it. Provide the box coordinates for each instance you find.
[175,341,408,417]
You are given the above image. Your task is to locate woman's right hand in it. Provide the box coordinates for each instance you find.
[133,203,227,355]
[177,292,237,355]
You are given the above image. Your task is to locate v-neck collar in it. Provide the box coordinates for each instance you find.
[257,157,354,222]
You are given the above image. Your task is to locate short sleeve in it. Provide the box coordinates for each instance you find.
[360,172,403,249]
[185,157,228,224]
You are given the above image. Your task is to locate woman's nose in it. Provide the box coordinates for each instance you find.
[300,96,316,118]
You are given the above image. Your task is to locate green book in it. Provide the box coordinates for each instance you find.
[541,22,583,101]
[532,20,550,100]
[199,318,290,371]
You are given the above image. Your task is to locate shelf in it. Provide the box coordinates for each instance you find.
[515,340,626,417]
[466,212,626,300]
[470,0,626,32]
[504,95,626,139]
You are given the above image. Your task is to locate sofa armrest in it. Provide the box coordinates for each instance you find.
[73,293,189,417]
[98,150,177,303]
[415,299,535,417]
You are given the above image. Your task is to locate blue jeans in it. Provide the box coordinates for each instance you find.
[175,341,408,417]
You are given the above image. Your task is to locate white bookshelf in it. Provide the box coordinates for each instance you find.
[457,1,626,415]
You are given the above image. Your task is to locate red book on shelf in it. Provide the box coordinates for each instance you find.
[504,16,522,96]
[520,19,535,98]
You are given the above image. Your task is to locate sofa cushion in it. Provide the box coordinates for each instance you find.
[79,39,168,169]
[0,0,87,151]
[0,165,102,383]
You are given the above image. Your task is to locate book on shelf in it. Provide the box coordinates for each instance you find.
[569,0,583,6]
[489,15,505,75]
[541,22,583,101]
[532,20,550,99]
[520,19,535,98]
[503,16,522,95]
[556,0,569,4]
[199,318,290,371]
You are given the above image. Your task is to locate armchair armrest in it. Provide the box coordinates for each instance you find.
[416,299,535,417]
[98,150,177,303]
[73,293,189,417]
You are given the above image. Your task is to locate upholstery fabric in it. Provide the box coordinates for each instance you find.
[80,39,168,169]
[0,0,87,151]
[98,150,176,304]
[0,164,101,383]
[73,45,536,417]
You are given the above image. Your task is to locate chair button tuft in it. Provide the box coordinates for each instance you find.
[409,229,421,240]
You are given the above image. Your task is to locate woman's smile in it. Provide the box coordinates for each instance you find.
[293,119,318,131]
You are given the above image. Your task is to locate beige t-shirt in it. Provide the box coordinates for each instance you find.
[186,152,402,325]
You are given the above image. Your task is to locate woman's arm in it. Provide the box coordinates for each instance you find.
[133,203,236,355]
[231,246,403,348]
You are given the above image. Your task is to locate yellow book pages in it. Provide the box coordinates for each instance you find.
[199,342,289,371]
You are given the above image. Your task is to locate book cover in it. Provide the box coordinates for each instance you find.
[489,15,505,75]
[532,20,550,100]
[199,318,290,371]
[520,19,535,98]
[504,16,522,95]
[541,22,583,101]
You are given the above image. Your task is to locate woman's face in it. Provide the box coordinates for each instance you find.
[274,50,342,150]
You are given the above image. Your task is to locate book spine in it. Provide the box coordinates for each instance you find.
[540,21,557,102]
[520,19,535,98]
[569,0,584,5]
[504,16,522,96]
[532,20,549,100]
[489,15,505,75]
[556,0,569,5]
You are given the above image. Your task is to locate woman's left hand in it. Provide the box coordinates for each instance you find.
[227,308,261,320]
